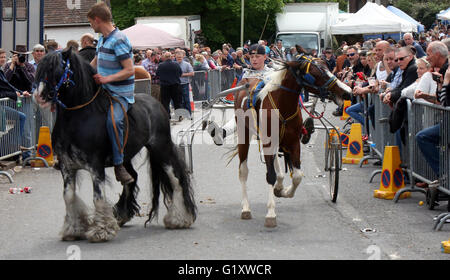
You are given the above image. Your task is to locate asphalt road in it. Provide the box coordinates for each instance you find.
[0,104,449,260]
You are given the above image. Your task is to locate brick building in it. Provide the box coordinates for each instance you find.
[44,0,110,49]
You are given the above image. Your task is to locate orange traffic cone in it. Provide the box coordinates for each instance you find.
[374,146,410,200]
[442,240,450,254]
[342,123,367,164]
[226,77,238,101]
[33,126,54,167]
[189,84,195,112]
[341,100,351,120]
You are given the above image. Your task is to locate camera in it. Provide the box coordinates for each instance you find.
[432,74,441,83]
[18,54,26,64]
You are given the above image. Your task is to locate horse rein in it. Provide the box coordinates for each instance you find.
[278,54,339,120]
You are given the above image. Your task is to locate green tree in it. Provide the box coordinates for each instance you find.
[284,0,348,12]
[391,0,449,30]
[110,0,284,50]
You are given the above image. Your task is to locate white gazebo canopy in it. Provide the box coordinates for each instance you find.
[438,9,450,21]
[331,2,417,35]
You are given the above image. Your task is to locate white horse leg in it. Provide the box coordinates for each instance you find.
[163,166,195,229]
[86,174,120,243]
[60,170,91,241]
[239,160,252,220]
[281,167,304,198]
[265,185,277,227]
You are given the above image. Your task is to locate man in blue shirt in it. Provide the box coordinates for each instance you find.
[175,50,194,118]
[88,2,135,185]
[403,33,426,58]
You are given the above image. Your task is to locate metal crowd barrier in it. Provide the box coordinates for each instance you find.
[134,78,152,95]
[0,97,35,161]
[190,69,243,102]
[0,97,37,182]
[394,99,439,201]
[365,93,399,182]
[409,99,440,184]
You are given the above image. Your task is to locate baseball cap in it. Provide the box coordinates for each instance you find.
[249,44,266,55]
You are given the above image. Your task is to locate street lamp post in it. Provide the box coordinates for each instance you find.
[241,0,244,47]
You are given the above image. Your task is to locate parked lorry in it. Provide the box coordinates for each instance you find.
[275,2,339,55]
[135,15,201,50]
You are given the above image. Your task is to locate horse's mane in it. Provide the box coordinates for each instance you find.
[257,68,288,102]
[36,49,98,100]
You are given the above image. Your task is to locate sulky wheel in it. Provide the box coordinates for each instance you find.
[328,135,340,203]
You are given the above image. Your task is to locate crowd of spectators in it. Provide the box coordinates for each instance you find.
[1,20,449,179]
[327,23,449,188]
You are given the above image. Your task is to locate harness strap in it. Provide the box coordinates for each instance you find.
[279,84,324,120]
[267,91,299,143]
[107,94,129,155]
[65,87,102,111]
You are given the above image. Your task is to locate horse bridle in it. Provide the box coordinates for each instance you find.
[41,52,76,110]
[40,51,129,153]
[280,54,338,102]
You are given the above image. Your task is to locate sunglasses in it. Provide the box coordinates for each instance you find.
[34,49,45,52]
[347,53,356,57]
[395,55,409,62]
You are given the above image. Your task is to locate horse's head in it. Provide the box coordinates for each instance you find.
[284,45,352,106]
[34,47,96,110]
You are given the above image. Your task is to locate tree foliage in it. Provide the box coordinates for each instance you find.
[111,0,447,51]
[392,0,449,30]
[110,0,285,50]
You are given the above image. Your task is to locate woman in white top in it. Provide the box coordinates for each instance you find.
[401,57,437,103]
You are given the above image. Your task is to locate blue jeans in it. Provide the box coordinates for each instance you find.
[180,83,191,115]
[416,124,440,176]
[3,105,25,137]
[346,102,364,127]
[106,96,129,166]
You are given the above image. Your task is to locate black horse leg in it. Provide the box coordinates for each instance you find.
[114,161,141,227]
[85,167,120,243]
[60,168,90,241]
[265,155,276,186]
[264,154,277,228]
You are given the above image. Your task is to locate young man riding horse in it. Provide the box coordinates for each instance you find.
[207,44,315,145]
[88,2,135,185]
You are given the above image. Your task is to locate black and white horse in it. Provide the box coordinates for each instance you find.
[34,48,196,242]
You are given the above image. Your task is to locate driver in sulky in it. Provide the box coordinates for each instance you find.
[207,44,274,146]
[207,44,315,146]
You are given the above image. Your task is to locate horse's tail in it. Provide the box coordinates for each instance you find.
[145,141,197,229]
[224,144,239,166]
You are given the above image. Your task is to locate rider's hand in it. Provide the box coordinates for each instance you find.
[93,74,111,85]
[10,55,18,70]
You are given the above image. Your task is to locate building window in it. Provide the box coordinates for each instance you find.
[16,0,28,21]
[2,0,13,21]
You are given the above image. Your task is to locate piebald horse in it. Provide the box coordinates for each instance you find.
[233,45,352,227]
